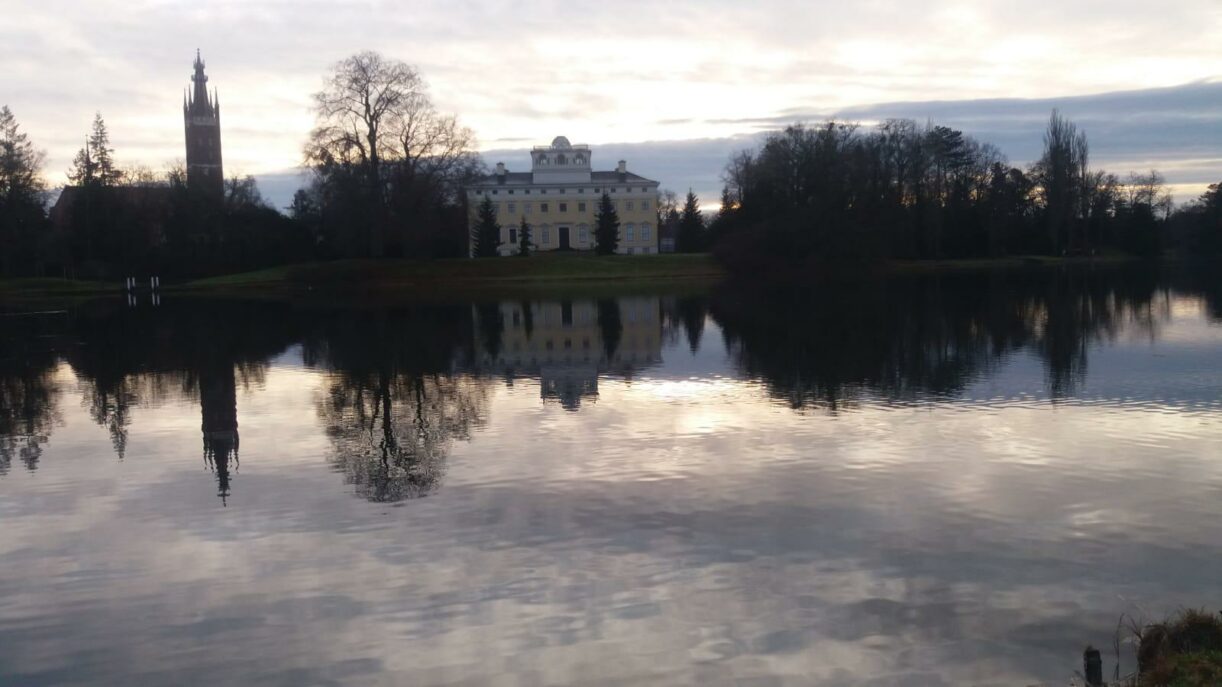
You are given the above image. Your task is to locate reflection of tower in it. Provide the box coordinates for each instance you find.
[200,360,238,505]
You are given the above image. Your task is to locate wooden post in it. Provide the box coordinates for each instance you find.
[1084,645,1103,687]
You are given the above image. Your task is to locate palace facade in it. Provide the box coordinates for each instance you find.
[467,136,661,256]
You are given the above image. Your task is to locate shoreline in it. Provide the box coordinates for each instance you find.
[0,253,1190,302]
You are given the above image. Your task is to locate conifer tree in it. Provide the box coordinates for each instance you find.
[472,195,502,257]
[67,139,97,186]
[0,105,46,276]
[677,190,705,252]
[594,192,620,255]
[516,217,532,257]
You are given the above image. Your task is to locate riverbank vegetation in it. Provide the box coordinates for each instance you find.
[705,111,1221,273]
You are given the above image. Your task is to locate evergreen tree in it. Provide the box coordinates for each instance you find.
[594,192,620,255]
[677,190,705,252]
[87,113,120,186]
[472,195,501,257]
[0,105,47,276]
[516,217,532,257]
[67,140,97,186]
[707,185,736,245]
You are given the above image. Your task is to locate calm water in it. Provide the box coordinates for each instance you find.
[3,268,1221,686]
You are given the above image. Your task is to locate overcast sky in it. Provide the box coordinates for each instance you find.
[3,0,1220,208]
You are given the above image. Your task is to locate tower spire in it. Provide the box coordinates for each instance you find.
[183,50,224,197]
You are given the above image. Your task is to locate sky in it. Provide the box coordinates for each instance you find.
[3,0,1220,209]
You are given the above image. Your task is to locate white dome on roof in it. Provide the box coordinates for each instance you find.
[551,136,572,149]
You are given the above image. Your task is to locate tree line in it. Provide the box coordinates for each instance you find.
[0,51,485,280]
[3,61,1221,280]
[697,111,1220,271]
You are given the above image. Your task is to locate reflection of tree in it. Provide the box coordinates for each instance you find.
[711,267,1165,409]
[81,378,136,459]
[0,313,65,473]
[676,296,709,354]
[596,299,622,358]
[475,302,505,360]
[0,363,60,473]
[319,371,489,502]
[305,305,487,502]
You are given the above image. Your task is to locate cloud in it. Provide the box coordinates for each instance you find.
[6,0,1216,207]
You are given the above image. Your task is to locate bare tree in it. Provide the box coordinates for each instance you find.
[1035,109,1090,253]
[306,51,480,257]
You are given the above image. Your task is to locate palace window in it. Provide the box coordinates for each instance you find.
[557,154,567,164]
[559,203,567,212]
[509,228,517,244]
[626,224,635,241]
[542,227,551,243]
[578,225,589,243]
[578,202,586,212]
[507,202,516,214]
[641,200,650,211]
[626,200,635,211]
[641,225,651,241]
[524,203,532,214]
[540,203,549,213]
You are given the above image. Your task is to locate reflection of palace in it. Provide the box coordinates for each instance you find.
[199,359,238,505]
[473,298,663,410]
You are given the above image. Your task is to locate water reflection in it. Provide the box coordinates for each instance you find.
[713,267,1170,408]
[1,267,1219,487]
[471,298,662,410]
[1,266,1221,685]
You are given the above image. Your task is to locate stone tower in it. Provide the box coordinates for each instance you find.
[184,50,223,197]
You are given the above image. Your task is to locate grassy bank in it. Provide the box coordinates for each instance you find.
[180,253,724,296]
[1,252,1176,302]
[1129,609,1222,686]
[0,277,116,302]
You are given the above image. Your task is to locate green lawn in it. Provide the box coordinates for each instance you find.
[0,277,117,299]
[183,253,724,292]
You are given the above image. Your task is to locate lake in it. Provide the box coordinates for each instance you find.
[2,266,1221,686]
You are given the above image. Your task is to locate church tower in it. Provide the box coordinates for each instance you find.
[184,50,223,197]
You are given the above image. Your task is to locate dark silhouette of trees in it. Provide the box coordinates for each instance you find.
[471,196,501,257]
[68,113,121,187]
[0,106,46,277]
[677,190,705,252]
[713,112,1197,271]
[596,299,623,357]
[710,266,1167,409]
[304,51,481,260]
[1168,183,1222,256]
[594,192,620,255]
